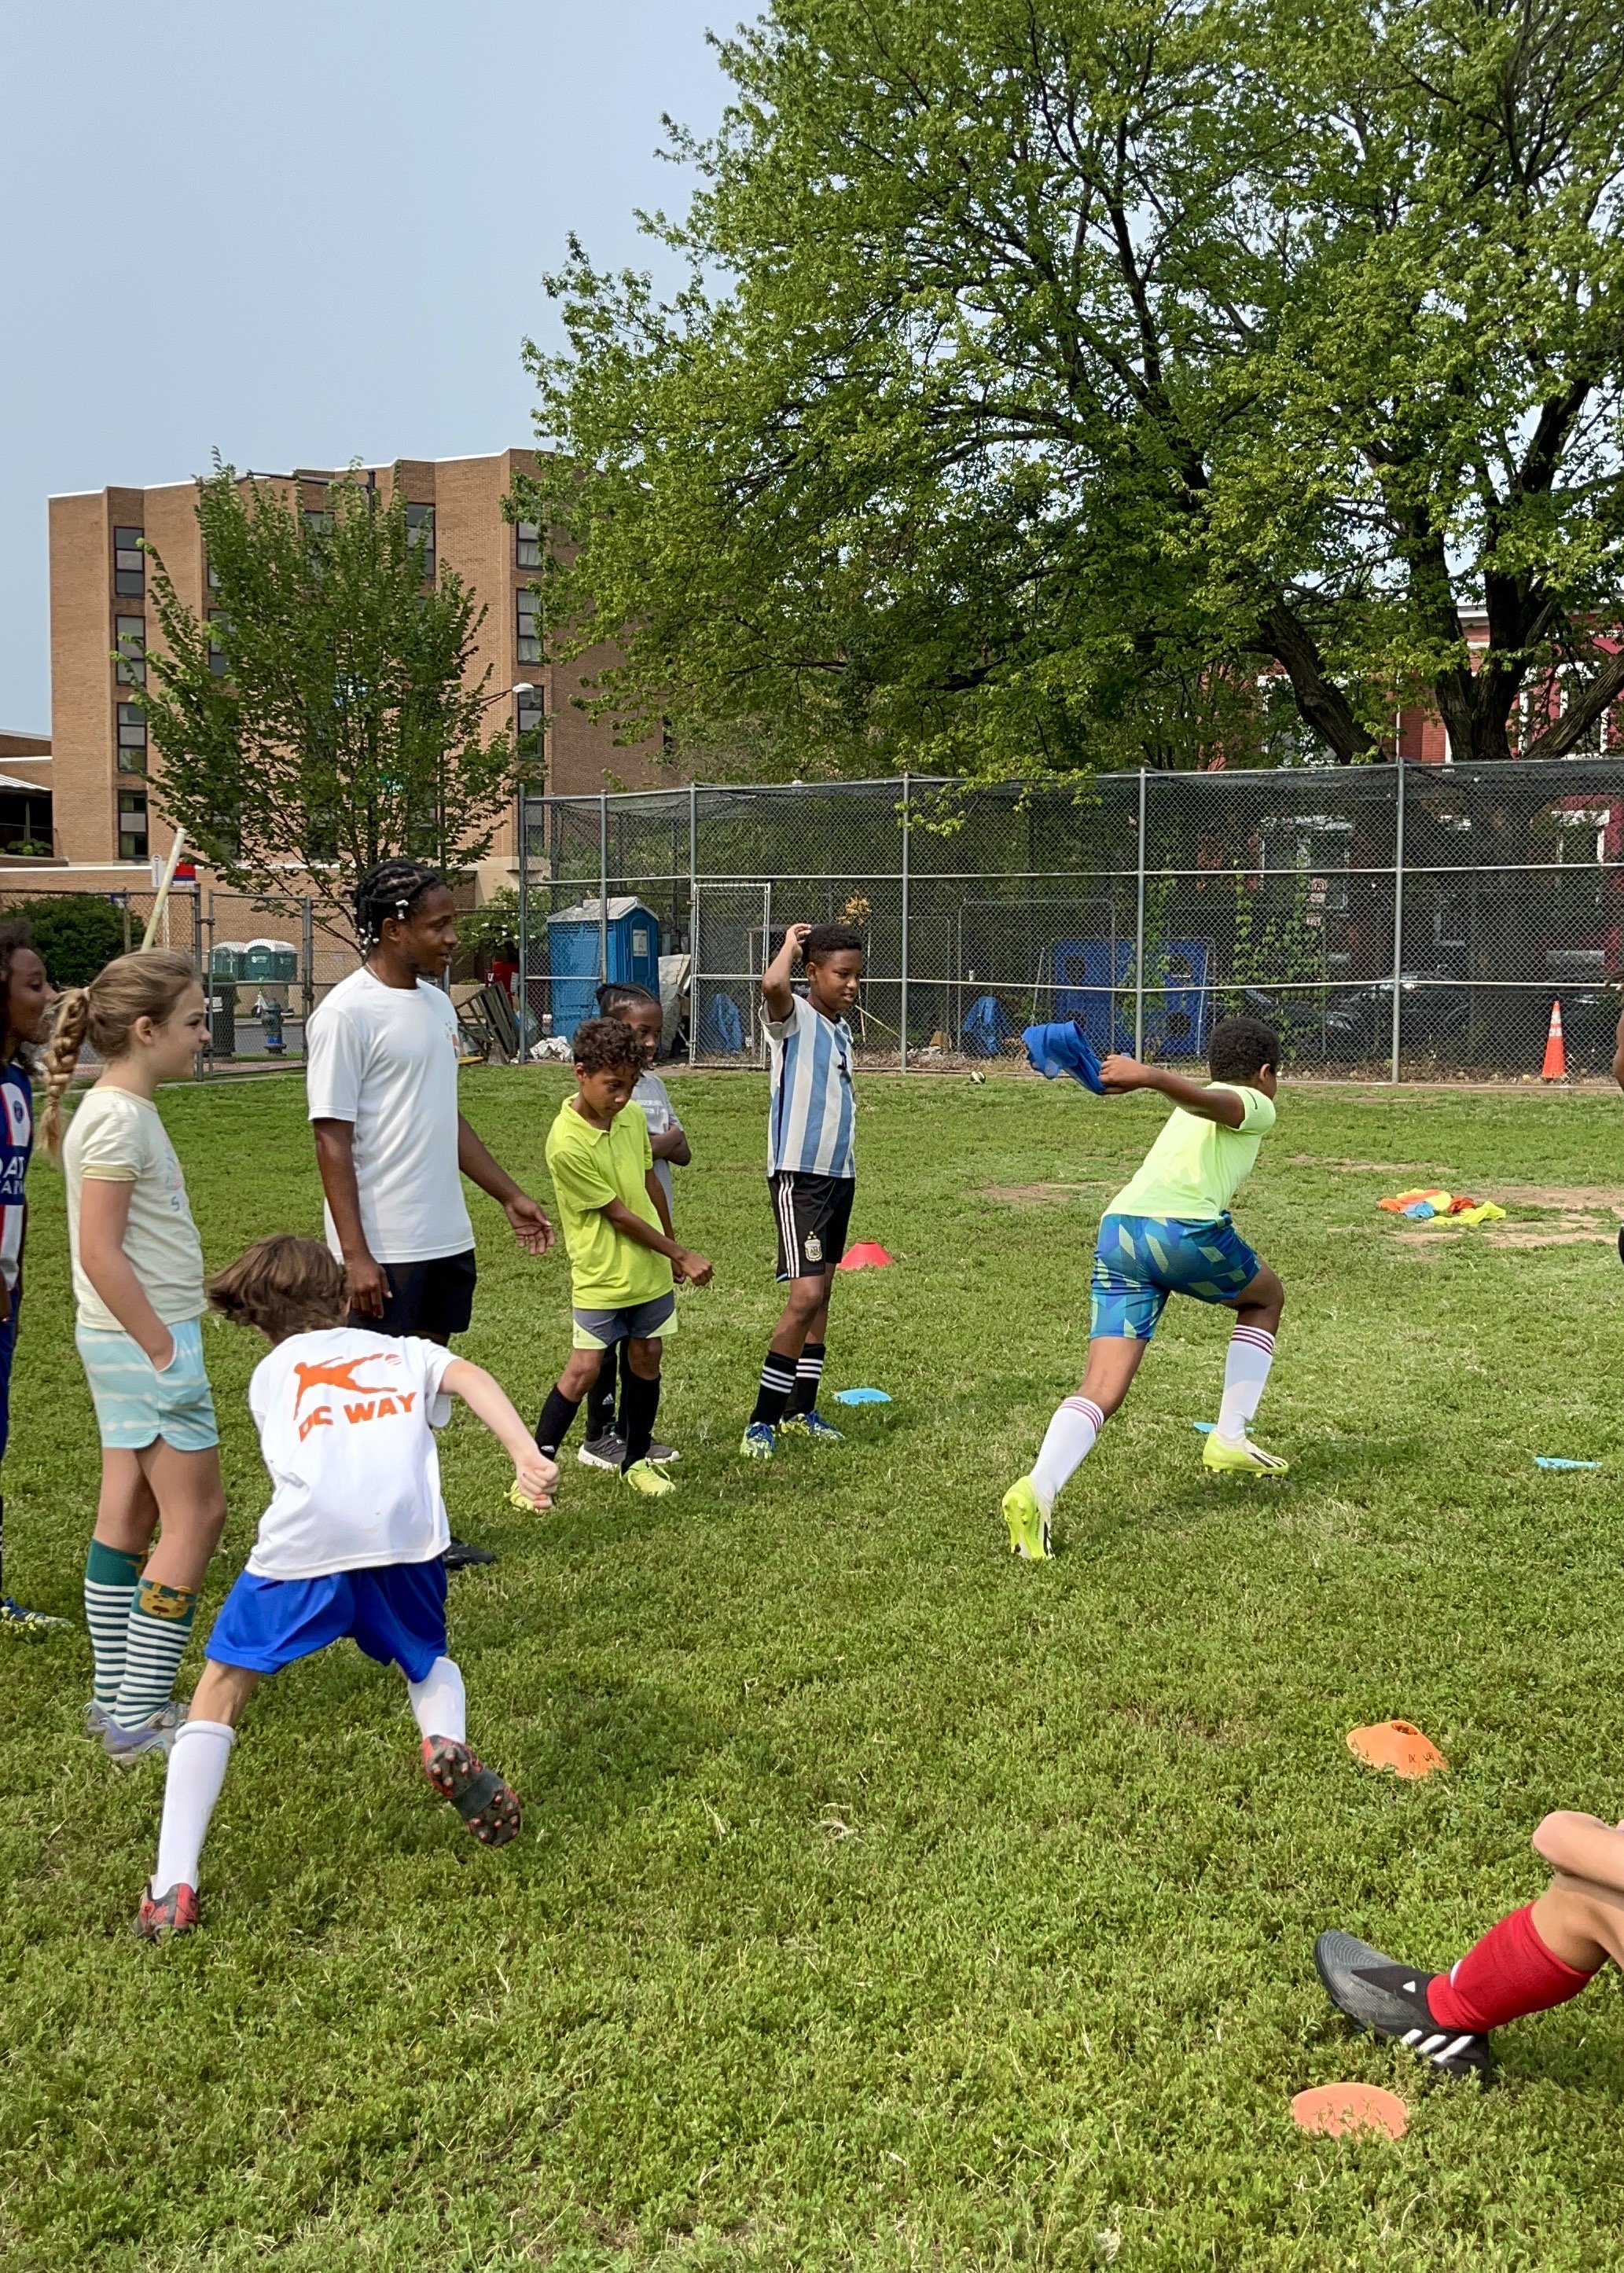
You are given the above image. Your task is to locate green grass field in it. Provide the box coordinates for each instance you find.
[6,1067,1624,2270]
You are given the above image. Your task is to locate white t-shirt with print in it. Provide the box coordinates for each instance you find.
[244,1327,457,1580]
[63,1086,207,1331]
[305,967,472,1265]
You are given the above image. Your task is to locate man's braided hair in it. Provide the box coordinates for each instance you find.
[355,860,446,953]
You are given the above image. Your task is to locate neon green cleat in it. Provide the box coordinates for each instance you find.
[623,1458,676,1498]
[1201,1433,1289,1478]
[1001,1475,1053,1561]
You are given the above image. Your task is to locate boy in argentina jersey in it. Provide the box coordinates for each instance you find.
[1002,1015,1288,1561]
[740,922,865,1460]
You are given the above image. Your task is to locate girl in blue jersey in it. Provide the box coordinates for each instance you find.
[0,922,62,1630]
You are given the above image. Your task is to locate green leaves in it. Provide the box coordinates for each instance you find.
[527,0,1624,775]
[138,465,521,939]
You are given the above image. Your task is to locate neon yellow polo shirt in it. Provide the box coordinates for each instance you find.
[1108,1085,1277,1221]
[545,1097,673,1309]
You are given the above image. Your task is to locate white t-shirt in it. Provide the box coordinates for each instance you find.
[244,1327,457,1579]
[634,1070,682,1215]
[305,967,472,1265]
[62,1086,207,1331]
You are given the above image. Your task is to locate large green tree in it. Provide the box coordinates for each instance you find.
[140,466,525,937]
[522,0,1624,776]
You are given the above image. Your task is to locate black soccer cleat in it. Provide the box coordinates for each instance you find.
[1314,1930,1490,2080]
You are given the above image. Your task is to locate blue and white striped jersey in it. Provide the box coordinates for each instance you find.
[765,994,856,1178]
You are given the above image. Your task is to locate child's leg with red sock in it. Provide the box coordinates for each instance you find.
[1427,1901,1600,2032]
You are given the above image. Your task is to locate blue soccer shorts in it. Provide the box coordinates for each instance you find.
[1089,1211,1262,1342]
[205,1557,449,1683]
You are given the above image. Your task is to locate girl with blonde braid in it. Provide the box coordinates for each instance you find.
[44,953,225,1761]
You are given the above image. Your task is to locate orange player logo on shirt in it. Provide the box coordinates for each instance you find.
[292,1352,414,1441]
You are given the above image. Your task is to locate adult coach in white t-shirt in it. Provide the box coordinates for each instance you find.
[307,860,553,1566]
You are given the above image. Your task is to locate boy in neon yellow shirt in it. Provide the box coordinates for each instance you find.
[536,1019,712,1498]
[1003,1015,1286,1560]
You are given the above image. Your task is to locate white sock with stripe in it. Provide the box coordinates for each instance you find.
[1217,1326,1275,1443]
[1030,1396,1105,1514]
[151,1719,235,1897]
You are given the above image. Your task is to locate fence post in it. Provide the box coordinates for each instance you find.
[1390,758,1405,1083]
[899,770,910,1072]
[598,790,609,986]
[1133,766,1148,1058]
[516,788,529,1064]
[300,896,314,1041]
[688,781,699,1067]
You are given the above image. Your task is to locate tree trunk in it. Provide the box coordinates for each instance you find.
[1251,603,1381,764]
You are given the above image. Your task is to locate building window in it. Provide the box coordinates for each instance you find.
[114,526,145,597]
[516,520,542,570]
[406,501,435,580]
[208,609,230,677]
[118,789,149,861]
[303,509,334,539]
[117,702,147,773]
[516,681,544,748]
[516,587,542,663]
[115,615,145,685]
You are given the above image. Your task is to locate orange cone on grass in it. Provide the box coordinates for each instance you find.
[1541,998,1567,1081]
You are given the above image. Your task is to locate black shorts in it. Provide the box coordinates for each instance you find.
[353,1249,477,1340]
[770,1172,855,1283]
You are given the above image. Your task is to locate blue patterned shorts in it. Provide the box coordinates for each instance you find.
[75,1315,219,1452]
[1089,1213,1262,1342]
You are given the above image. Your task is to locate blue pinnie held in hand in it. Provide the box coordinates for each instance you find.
[1022,1020,1108,1094]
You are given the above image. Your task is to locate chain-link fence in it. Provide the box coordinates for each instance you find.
[513,761,1624,1080]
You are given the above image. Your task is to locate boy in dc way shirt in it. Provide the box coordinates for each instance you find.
[134,1234,555,1942]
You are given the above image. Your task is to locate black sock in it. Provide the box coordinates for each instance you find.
[535,1385,582,1460]
[785,1342,825,1419]
[750,1347,797,1429]
[585,1347,618,1441]
[620,1367,662,1469]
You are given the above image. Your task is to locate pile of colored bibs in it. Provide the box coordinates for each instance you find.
[1377,1187,1506,1225]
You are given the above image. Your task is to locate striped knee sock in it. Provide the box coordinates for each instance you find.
[784,1342,825,1419]
[1031,1395,1105,1513]
[84,1540,144,1710]
[1217,1325,1276,1444]
[111,1577,198,1729]
[750,1348,796,1429]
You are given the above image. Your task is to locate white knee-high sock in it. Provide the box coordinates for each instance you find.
[1217,1325,1275,1442]
[151,1720,236,1897]
[1030,1397,1105,1513]
[407,1655,467,1744]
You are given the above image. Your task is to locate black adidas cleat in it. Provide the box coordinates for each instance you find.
[1314,1930,1490,2080]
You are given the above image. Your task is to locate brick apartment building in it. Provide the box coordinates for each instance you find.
[18,448,660,898]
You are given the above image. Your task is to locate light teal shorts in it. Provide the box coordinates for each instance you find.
[75,1316,219,1452]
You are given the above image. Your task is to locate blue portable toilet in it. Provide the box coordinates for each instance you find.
[547,897,662,1043]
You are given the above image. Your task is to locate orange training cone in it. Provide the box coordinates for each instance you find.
[1346,1720,1448,1779]
[1541,998,1567,1081]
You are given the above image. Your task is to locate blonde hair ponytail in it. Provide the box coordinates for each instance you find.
[41,950,198,1163]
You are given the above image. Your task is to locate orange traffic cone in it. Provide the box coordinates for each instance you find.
[1541,998,1567,1081]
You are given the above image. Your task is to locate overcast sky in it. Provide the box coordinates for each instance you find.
[0,0,732,730]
